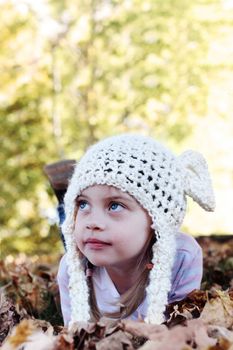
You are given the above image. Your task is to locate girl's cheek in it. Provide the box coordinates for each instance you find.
[75,236,83,252]
[74,230,79,242]
[73,229,80,246]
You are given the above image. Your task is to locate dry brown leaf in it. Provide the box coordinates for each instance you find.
[0,291,11,314]
[200,290,233,328]
[33,319,53,332]
[67,320,125,349]
[95,330,133,350]
[185,319,217,349]
[136,319,216,350]
[207,325,233,343]
[140,340,193,350]
[69,321,98,335]
[165,290,207,327]
[138,330,188,350]
[167,304,194,322]
[54,333,74,350]
[122,319,167,340]
[138,340,193,350]
[138,340,159,350]
[0,291,22,346]
[99,317,122,336]
[215,338,233,350]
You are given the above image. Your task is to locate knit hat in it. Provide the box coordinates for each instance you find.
[62,134,215,326]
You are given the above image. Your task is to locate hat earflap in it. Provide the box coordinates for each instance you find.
[145,226,176,324]
[178,150,215,212]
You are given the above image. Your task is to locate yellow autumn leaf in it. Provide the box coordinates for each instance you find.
[1,320,35,350]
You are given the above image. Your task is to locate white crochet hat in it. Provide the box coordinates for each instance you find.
[62,134,215,325]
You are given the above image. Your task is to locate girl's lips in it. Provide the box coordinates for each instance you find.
[85,238,111,249]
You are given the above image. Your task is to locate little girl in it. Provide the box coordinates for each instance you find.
[57,134,215,327]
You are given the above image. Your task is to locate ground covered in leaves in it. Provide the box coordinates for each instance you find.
[0,235,233,350]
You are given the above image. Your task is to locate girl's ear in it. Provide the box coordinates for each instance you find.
[177,150,215,212]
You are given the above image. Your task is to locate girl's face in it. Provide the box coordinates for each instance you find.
[74,185,152,270]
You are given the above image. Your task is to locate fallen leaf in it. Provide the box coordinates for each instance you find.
[1,319,36,349]
[21,331,56,350]
[200,290,233,328]
[138,340,160,350]
[207,325,233,343]
[54,333,74,350]
[95,330,133,350]
[136,319,216,350]
[122,319,167,339]
[1,320,57,350]
[0,291,21,346]
[213,338,233,350]
[185,319,216,349]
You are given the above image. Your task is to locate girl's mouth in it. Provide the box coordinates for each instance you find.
[85,238,111,249]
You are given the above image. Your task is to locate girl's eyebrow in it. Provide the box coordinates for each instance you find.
[77,194,135,204]
[105,195,135,204]
[77,195,88,199]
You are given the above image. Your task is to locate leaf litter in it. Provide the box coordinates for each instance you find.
[0,236,232,349]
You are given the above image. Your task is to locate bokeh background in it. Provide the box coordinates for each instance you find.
[1,0,233,259]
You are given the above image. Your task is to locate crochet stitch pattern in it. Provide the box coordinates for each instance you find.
[62,134,215,326]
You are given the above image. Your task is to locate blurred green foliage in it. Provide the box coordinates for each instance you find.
[1,0,232,257]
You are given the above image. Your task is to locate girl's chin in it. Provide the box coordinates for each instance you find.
[87,258,110,267]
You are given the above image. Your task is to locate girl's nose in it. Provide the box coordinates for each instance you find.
[86,222,106,231]
[86,212,106,231]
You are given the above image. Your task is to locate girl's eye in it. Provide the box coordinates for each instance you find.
[77,200,89,210]
[109,202,124,212]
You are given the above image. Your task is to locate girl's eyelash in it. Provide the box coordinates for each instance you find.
[76,199,88,208]
[109,201,126,210]
[75,199,126,210]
